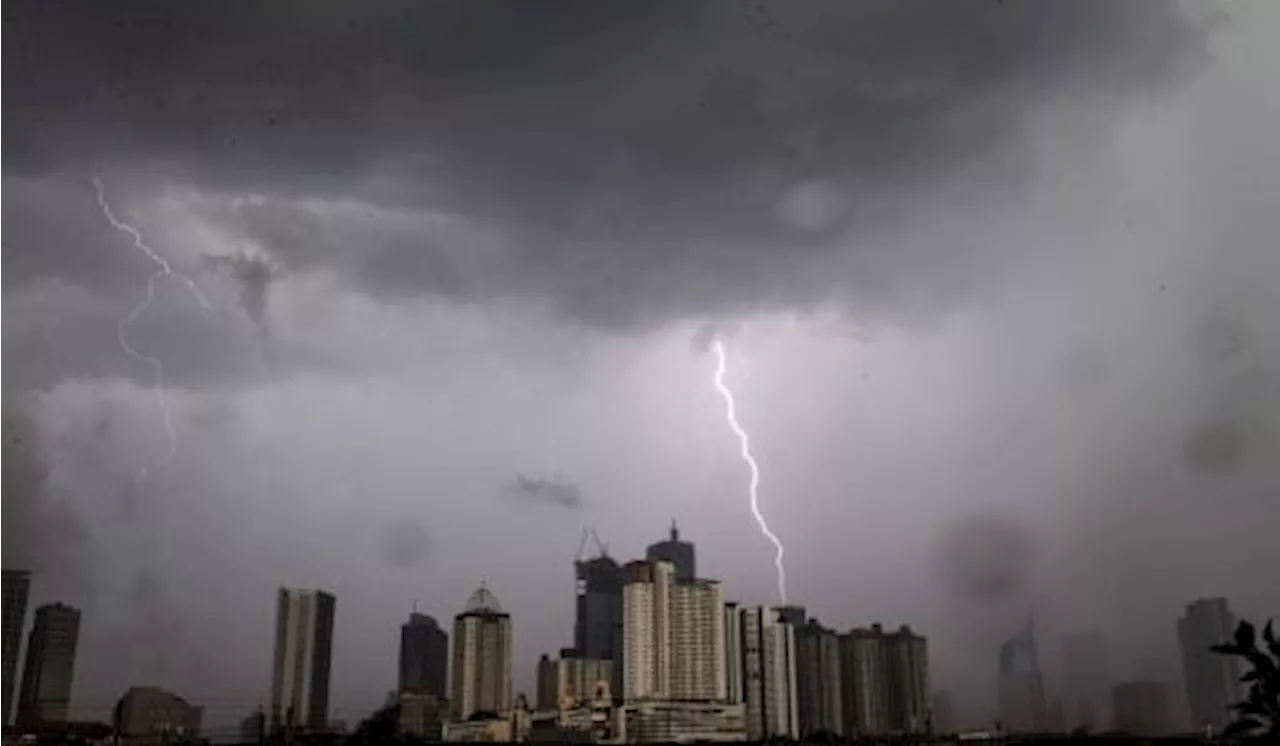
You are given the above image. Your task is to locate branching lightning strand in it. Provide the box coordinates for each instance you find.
[92,177,213,477]
[711,339,788,605]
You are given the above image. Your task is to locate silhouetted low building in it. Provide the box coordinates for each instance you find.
[114,686,203,744]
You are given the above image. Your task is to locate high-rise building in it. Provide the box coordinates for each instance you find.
[399,611,448,696]
[536,650,613,710]
[620,559,724,702]
[270,588,336,733]
[645,521,695,581]
[839,624,930,736]
[794,619,843,737]
[1061,632,1111,732]
[16,602,80,725]
[574,553,623,694]
[451,582,512,720]
[1112,681,1173,736]
[1177,597,1244,734]
[739,605,799,740]
[931,690,955,734]
[723,602,744,705]
[2,570,32,725]
[997,618,1046,734]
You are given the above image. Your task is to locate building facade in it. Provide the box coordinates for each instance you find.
[794,618,843,737]
[723,602,743,705]
[644,521,695,581]
[113,686,203,743]
[270,587,336,733]
[16,602,80,725]
[739,605,798,741]
[1177,597,1244,734]
[839,623,930,736]
[997,619,1046,734]
[620,559,724,703]
[451,583,513,719]
[399,611,448,696]
[536,650,613,711]
[2,570,32,725]
[574,553,623,695]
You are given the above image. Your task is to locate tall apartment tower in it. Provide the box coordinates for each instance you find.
[574,553,623,694]
[645,521,695,581]
[997,618,1046,734]
[738,605,799,740]
[451,583,512,719]
[399,611,448,696]
[2,570,32,725]
[270,588,336,733]
[16,602,80,725]
[1177,597,1244,734]
[839,624,930,736]
[794,619,843,737]
[620,559,725,702]
[723,602,744,704]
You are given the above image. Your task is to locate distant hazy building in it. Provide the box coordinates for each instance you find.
[451,583,512,719]
[620,559,725,703]
[239,711,266,743]
[645,521,695,581]
[270,588,336,733]
[113,686,203,743]
[794,619,843,737]
[739,605,798,740]
[1061,632,1111,732]
[1112,681,1173,736]
[16,602,80,725]
[536,650,613,711]
[997,619,1046,734]
[839,623,930,736]
[931,690,955,734]
[400,611,448,696]
[574,552,623,694]
[1178,597,1244,734]
[2,570,32,725]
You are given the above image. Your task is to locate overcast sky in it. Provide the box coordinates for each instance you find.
[4,0,1278,732]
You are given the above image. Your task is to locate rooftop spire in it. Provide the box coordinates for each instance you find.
[670,519,679,541]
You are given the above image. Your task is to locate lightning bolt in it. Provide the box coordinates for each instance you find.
[92,177,213,478]
[711,339,788,605]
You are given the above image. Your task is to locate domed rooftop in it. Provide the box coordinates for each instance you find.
[464,581,504,614]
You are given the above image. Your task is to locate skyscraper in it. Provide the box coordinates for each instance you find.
[451,583,512,719]
[739,605,799,741]
[574,553,623,694]
[645,521,695,581]
[270,588,336,733]
[997,618,1046,734]
[1061,632,1111,732]
[620,559,725,702]
[838,623,929,736]
[399,611,448,696]
[1177,597,1244,734]
[16,602,80,725]
[2,570,32,725]
[794,619,843,737]
[723,602,744,705]
[535,650,613,710]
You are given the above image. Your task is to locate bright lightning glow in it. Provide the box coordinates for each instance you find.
[92,177,213,478]
[711,339,788,605]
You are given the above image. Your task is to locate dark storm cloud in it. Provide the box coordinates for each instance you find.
[378,520,433,569]
[508,474,585,510]
[939,512,1036,603]
[203,252,280,335]
[4,0,1208,328]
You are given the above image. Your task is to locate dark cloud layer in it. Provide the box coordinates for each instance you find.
[4,0,1208,329]
[509,474,585,510]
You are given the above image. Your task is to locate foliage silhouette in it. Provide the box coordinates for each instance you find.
[1211,618,1280,739]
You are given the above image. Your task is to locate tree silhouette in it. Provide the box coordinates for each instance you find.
[1211,618,1280,739]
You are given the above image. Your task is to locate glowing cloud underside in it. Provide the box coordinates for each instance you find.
[92,177,213,477]
[711,339,788,605]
